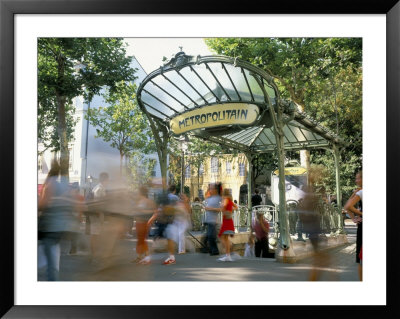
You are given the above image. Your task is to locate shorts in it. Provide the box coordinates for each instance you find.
[165,222,179,243]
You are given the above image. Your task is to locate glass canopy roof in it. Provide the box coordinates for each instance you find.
[137,52,344,153]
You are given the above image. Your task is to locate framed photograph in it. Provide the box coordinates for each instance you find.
[1,0,397,317]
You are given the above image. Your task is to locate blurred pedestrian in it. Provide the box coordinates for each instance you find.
[104,180,135,256]
[68,182,85,255]
[203,183,222,256]
[244,233,255,258]
[176,193,191,254]
[88,172,109,260]
[297,167,329,281]
[148,184,180,265]
[162,185,179,265]
[133,185,157,265]
[344,170,363,280]
[217,189,237,261]
[38,160,78,281]
[232,200,239,233]
[252,211,270,258]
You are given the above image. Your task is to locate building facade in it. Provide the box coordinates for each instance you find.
[183,153,248,203]
[37,56,162,193]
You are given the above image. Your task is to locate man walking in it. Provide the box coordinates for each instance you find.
[203,183,222,256]
[162,185,180,265]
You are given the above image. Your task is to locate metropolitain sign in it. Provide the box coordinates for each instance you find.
[170,103,259,135]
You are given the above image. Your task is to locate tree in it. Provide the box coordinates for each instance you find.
[127,155,157,190]
[186,136,227,195]
[86,81,155,176]
[38,38,136,176]
[205,38,362,195]
[251,152,278,187]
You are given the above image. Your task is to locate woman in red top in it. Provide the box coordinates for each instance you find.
[217,188,237,262]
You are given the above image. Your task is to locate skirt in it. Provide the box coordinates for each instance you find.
[218,218,235,237]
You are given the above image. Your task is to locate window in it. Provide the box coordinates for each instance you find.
[211,157,218,174]
[239,163,246,176]
[185,164,191,178]
[199,163,204,176]
[226,161,232,175]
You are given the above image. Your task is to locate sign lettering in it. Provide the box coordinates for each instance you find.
[170,103,259,135]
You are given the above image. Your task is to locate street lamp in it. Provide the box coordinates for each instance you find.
[176,135,189,195]
[87,175,93,196]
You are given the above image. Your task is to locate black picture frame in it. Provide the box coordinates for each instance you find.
[1,0,398,317]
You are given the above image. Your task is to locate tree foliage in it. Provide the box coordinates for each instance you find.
[205,38,362,197]
[127,155,157,190]
[86,81,156,176]
[38,38,136,175]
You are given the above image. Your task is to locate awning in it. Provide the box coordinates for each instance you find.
[137,52,344,154]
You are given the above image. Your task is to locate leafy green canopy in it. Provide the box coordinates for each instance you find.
[86,81,156,174]
[205,38,362,199]
[38,38,136,169]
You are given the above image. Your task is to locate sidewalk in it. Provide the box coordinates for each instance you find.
[38,222,359,282]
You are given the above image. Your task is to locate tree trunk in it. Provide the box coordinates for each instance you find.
[296,102,311,173]
[56,53,69,179]
[159,150,168,189]
[147,117,169,189]
[56,93,69,179]
[120,152,124,177]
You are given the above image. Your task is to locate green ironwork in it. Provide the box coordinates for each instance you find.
[136,52,347,255]
[245,152,253,231]
[333,144,345,234]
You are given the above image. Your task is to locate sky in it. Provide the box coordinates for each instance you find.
[124,38,214,74]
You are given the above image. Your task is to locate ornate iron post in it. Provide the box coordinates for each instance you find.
[333,144,345,234]
[253,75,291,252]
[246,152,254,231]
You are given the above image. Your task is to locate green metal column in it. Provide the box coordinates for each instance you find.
[253,74,291,251]
[333,144,344,234]
[268,106,290,250]
[246,153,253,231]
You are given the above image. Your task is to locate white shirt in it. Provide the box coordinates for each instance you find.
[92,183,106,198]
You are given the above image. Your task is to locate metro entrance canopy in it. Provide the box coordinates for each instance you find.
[137,51,345,256]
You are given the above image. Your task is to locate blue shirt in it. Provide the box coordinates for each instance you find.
[204,195,221,224]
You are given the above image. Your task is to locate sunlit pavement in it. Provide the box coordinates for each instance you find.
[38,223,359,282]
